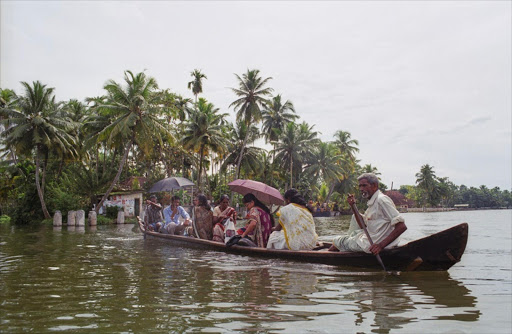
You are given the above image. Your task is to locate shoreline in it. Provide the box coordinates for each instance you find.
[316,207,511,216]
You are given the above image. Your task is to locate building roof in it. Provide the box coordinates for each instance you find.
[384,190,415,207]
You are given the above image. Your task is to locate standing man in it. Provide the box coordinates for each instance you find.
[329,173,407,255]
[162,195,191,235]
[144,195,164,232]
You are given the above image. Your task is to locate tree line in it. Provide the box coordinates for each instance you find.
[0,70,510,223]
[402,164,512,209]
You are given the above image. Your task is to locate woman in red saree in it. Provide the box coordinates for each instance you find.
[212,194,237,243]
[238,193,274,248]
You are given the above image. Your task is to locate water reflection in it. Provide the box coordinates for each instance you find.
[344,272,480,333]
[0,223,482,333]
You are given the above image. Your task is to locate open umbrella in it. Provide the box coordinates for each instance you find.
[149,177,195,193]
[228,179,284,206]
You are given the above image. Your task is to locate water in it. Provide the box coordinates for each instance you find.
[0,210,510,333]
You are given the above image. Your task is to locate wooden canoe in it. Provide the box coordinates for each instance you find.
[137,220,468,272]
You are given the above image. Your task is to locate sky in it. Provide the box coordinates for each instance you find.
[1,1,511,190]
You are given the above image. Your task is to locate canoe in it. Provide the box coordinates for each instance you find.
[137,220,468,272]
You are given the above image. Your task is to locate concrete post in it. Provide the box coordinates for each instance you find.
[88,211,97,226]
[75,210,85,226]
[67,211,76,226]
[53,210,62,227]
[117,211,125,224]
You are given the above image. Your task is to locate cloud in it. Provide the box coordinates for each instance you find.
[1,1,510,190]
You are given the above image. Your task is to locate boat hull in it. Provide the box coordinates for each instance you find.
[139,222,468,271]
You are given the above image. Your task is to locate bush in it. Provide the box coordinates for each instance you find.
[41,218,53,225]
[124,217,137,224]
[97,215,113,225]
[0,215,11,224]
[47,186,88,215]
[105,205,122,219]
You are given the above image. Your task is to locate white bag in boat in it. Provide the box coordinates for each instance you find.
[224,218,236,244]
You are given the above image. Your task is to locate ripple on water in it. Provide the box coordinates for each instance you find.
[1,214,511,333]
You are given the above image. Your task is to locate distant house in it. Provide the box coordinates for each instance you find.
[97,176,147,217]
[102,191,143,217]
[384,190,415,209]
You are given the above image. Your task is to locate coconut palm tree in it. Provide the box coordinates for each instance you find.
[187,69,207,103]
[273,122,318,188]
[0,88,19,164]
[416,164,441,207]
[182,98,227,190]
[333,130,359,161]
[230,69,273,179]
[0,81,77,219]
[220,121,264,177]
[87,70,173,214]
[261,94,297,144]
[361,164,381,176]
[304,141,346,202]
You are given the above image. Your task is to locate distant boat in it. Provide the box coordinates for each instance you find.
[137,220,468,272]
[312,211,334,217]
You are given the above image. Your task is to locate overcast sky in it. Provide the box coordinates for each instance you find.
[1,1,511,190]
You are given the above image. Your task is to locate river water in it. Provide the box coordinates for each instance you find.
[0,210,510,333]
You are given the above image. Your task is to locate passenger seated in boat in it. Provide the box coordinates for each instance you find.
[212,194,237,243]
[161,195,192,235]
[144,195,164,232]
[267,188,318,251]
[238,193,274,248]
[328,173,407,255]
[190,194,213,240]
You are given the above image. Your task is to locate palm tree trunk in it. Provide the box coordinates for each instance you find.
[271,144,276,186]
[10,150,18,165]
[198,145,204,191]
[235,130,250,180]
[290,157,293,188]
[35,147,51,219]
[41,150,48,196]
[95,146,99,184]
[57,157,64,177]
[95,139,133,214]
[325,183,336,204]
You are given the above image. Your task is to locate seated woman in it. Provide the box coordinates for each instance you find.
[238,193,274,248]
[267,188,318,250]
[191,194,213,240]
[212,194,237,243]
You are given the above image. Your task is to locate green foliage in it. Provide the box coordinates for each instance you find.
[3,160,44,224]
[401,185,423,205]
[0,215,11,224]
[41,218,53,225]
[415,164,441,207]
[187,69,207,101]
[318,184,328,203]
[132,178,140,190]
[105,205,122,219]
[96,214,114,225]
[2,69,510,225]
[46,184,88,214]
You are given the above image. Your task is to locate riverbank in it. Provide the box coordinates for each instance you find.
[311,207,511,216]
[402,207,511,213]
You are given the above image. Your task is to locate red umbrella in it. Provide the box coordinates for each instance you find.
[228,179,285,206]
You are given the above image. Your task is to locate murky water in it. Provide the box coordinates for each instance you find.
[0,210,510,333]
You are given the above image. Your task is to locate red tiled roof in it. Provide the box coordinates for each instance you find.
[385,190,415,207]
